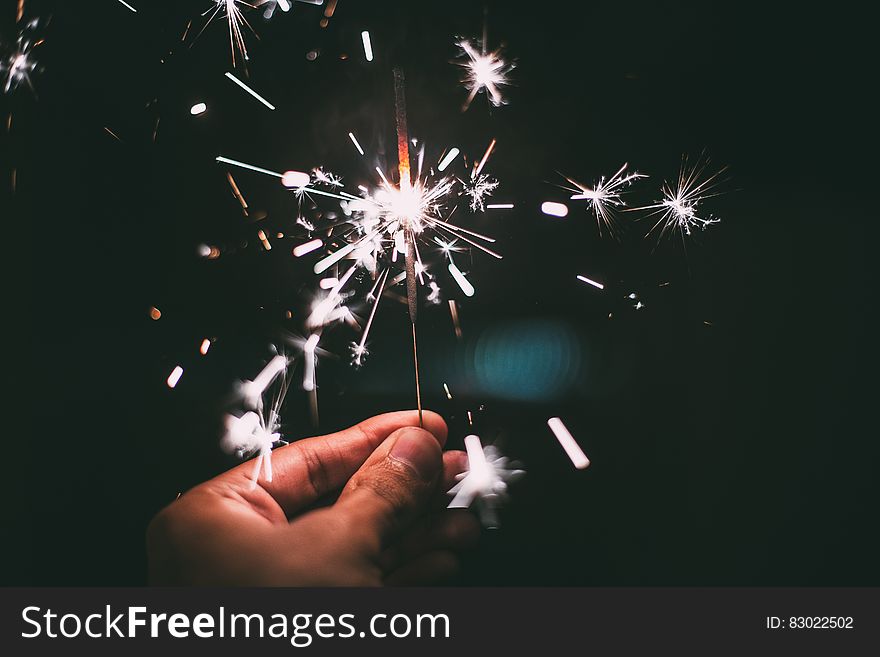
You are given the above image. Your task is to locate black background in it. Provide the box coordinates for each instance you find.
[9,0,877,585]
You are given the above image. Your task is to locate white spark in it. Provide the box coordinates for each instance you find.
[437,148,460,172]
[563,163,647,238]
[240,354,288,409]
[486,203,514,209]
[455,39,513,111]
[293,239,323,257]
[221,362,290,488]
[576,274,604,290]
[203,1,256,67]
[281,170,310,188]
[348,131,365,156]
[224,71,276,110]
[541,201,569,217]
[216,155,282,178]
[166,365,184,388]
[302,334,319,391]
[199,338,212,355]
[2,21,40,94]
[638,155,726,243]
[360,30,374,62]
[547,417,590,470]
[460,173,499,212]
[448,262,475,297]
[190,102,207,115]
[447,435,525,528]
[115,0,137,12]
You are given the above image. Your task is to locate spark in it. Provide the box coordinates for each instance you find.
[115,0,137,12]
[448,300,462,339]
[216,155,281,178]
[348,131,365,155]
[302,334,319,391]
[240,354,287,409]
[166,365,184,388]
[448,262,475,297]
[443,382,452,399]
[224,71,276,110]
[103,127,122,141]
[2,20,40,94]
[226,172,249,214]
[361,30,373,62]
[190,102,207,115]
[259,0,292,19]
[222,364,290,488]
[473,138,496,178]
[351,269,389,367]
[311,167,343,188]
[547,417,590,470]
[486,203,513,209]
[576,274,604,290]
[541,201,568,217]
[200,338,212,355]
[437,148,460,172]
[455,39,513,111]
[281,170,310,188]
[447,435,525,528]
[460,173,498,212]
[562,163,646,238]
[149,306,162,320]
[637,155,727,243]
[202,1,256,67]
[217,156,353,206]
[307,265,357,328]
[293,239,323,257]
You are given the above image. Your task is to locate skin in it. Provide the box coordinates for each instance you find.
[147,410,481,585]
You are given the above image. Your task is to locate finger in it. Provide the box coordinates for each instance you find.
[384,551,460,586]
[379,509,480,572]
[334,426,444,554]
[215,410,447,517]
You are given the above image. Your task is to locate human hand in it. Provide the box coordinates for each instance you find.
[147,410,479,585]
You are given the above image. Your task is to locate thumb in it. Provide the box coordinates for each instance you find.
[334,426,443,554]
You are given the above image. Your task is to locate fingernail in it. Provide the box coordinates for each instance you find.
[389,428,440,479]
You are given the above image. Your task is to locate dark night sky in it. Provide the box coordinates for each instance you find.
[10,1,877,585]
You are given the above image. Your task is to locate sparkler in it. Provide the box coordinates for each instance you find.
[210,64,508,450]
[447,435,525,528]
[391,67,425,427]
[561,163,646,238]
[636,155,727,244]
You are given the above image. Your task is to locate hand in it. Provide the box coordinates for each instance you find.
[147,410,480,585]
